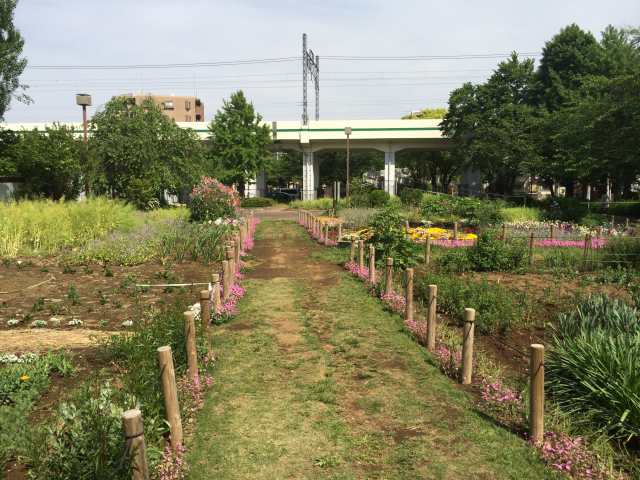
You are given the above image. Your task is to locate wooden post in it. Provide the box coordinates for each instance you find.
[453,222,458,240]
[500,224,506,242]
[583,233,590,270]
[424,235,431,265]
[461,308,475,385]
[350,240,356,263]
[227,245,236,280]
[211,273,222,313]
[369,245,376,284]
[528,231,535,267]
[235,235,241,267]
[122,409,150,480]
[405,268,414,322]
[157,346,183,448]
[200,290,211,330]
[529,344,545,444]
[405,220,411,240]
[324,223,330,246]
[611,215,615,231]
[358,240,365,270]
[426,285,437,351]
[549,224,554,240]
[222,260,230,300]
[384,257,394,295]
[184,311,198,381]
[338,223,342,242]
[596,226,602,239]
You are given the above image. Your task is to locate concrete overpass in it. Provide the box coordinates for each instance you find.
[1,118,450,199]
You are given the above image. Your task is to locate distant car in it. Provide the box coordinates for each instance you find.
[267,189,299,202]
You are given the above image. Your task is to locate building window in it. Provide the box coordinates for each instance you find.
[185,100,191,110]
[195,98,202,106]
[162,101,174,110]
[195,114,201,121]
[185,115,192,122]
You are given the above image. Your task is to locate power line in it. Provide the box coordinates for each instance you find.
[26,57,301,70]
[323,52,541,61]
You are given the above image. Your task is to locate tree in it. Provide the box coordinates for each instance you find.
[442,53,542,194]
[13,124,82,199]
[402,108,447,119]
[208,91,271,196]
[0,0,30,119]
[0,127,18,175]
[90,97,206,208]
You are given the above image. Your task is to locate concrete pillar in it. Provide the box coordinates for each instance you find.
[302,151,316,200]
[384,151,396,196]
[244,169,266,198]
[313,156,320,194]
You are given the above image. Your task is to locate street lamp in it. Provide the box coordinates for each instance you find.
[344,126,352,205]
[75,93,92,144]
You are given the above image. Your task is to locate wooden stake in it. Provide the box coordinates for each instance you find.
[211,273,222,314]
[122,409,150,480]
[384,257,394,295]
[529,344,545,444]
[426,284,437,351]
[350,240,356,263]
[405,268,414,322]
[324,223,330,246]
[226,246,235,283]
[583,233,590,270]
[200,290,211,330]
[358,240,365,270]
[528,231,535,267]
[369,245,376,284]
[222,260,230,301]
[184,311,198,381]
[453,222,458,240]
[461,308,475,384]
[338,223,342,241]
[424,236,431,265]
[157,346,183,448]
[500,224,506,242]
[549,224,554,239]
[235,235,241,267]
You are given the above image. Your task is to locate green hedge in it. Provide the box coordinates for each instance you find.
[240,197,275,208]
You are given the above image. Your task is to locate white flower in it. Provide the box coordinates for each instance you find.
[30,320,47,328]
[214,217,223,225]
[7,318,20,326]
[67,318,83,326]
[121,320,133,327]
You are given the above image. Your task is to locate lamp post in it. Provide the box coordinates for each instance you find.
[344,126,352,205]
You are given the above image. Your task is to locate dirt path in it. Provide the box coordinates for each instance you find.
[188,220,554,479]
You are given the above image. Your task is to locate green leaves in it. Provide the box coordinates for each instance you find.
[208,91,271,194]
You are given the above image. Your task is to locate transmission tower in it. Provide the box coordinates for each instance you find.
[302,33,319,125]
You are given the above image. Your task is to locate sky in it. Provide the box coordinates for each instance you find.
[5,0,639,123]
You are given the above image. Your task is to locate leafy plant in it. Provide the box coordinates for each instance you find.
[240,197,274,208]
[189,176,239,222]
[369,206,421,268]
[547,295,640,444]
[438,232,527,272]
[603,237,640,269]
[399,187,424,207]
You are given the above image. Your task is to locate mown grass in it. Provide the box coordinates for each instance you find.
[188,220,558,479]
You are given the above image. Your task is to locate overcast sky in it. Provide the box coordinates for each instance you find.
[6,0,639,123]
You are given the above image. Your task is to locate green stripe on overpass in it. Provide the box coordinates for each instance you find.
[192,127,441,133]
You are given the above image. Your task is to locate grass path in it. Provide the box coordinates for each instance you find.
[188,220,556,479]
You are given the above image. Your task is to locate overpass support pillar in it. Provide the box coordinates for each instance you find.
[384,151,396,196]
[302,151,316,200]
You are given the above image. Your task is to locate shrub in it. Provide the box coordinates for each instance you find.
[338,208,379,229]
[438,232,527,272]
[420,194,502,226]
[289,198,335,210]
[603,236,640,269]
[189,176,239,222]
[370,206,421,268]
[417,273,532,333]
[240,197,274,208]
[158,221,231,264]
[399,187,423,207]
[368,189,390,207]
[547,295,640,444]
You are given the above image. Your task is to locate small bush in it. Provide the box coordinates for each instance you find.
[438,232,527,272]
[417,273,532,333]
[240,197,274,208]
[189,176,239,222]
[370,206,421,268]
[399,187,424,207]
[368,189,390,207]
[547,295,640,444]
[289,198,335,210]
[603,237,640,268]
[421,194,502,226]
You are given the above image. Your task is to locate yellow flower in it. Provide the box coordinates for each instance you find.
[19,374,29,382]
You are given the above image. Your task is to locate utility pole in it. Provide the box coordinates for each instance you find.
[301,33,319,125]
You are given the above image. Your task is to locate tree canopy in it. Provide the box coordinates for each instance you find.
[90,97,206,208]
[208,91,272,196]
[0,0,29,120]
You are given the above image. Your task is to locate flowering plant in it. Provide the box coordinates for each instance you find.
[190,176,240,222]
[533,432,613,479]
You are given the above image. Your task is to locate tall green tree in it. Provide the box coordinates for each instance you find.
[402,107,447,119]
[13,124,82,199]
[0,0,30,119]
[208,91,271,196]
[90,98,206,208]
[442,53,542,194]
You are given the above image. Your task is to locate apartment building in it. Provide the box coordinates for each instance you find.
[119,93,204,122]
